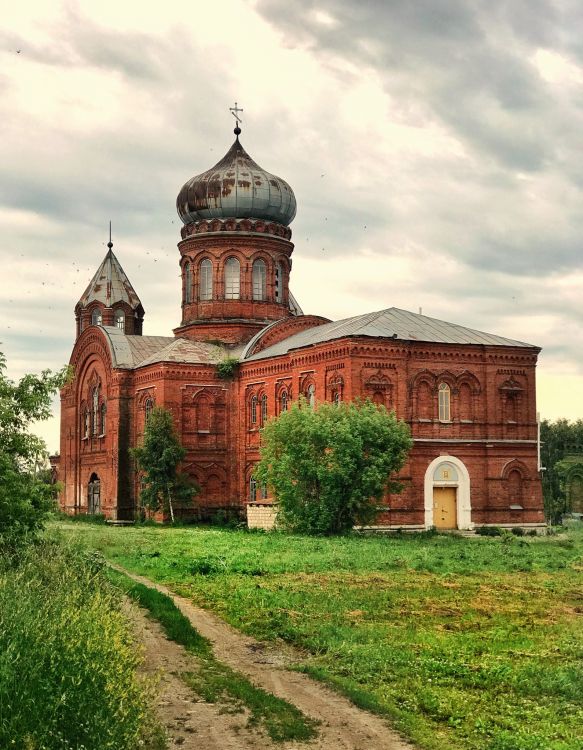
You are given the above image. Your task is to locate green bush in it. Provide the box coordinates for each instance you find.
[475,525,502,537]
[0,541,163,749]
[255,398,412,535]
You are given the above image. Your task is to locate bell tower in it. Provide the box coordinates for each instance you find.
[173,117,301,345]
[75,233,144,339]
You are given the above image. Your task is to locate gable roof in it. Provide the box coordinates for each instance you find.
[78,249,142,310]
[244,307,537,362]
[100,327,242,369]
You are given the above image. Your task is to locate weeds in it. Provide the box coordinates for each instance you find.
[0,540,164,749]
[63,523,583,750]
[109,569,319,743]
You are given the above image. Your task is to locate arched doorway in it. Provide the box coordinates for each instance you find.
[87,473,101,514]
[424,456,472,530]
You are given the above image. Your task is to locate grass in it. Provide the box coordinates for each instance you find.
[60,522,583,750]
[108,567,319,742]
[0,539,164,750]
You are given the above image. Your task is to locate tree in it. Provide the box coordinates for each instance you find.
[254,398,413,535]
[540,418,583,523]
[0,351,69,547]
[131,406,196,521]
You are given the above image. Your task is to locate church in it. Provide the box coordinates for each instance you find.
[58,119,545,531]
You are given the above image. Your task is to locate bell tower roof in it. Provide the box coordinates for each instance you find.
[78,247,142,311]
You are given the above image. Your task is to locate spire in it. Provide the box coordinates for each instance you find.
[79,246,142,310]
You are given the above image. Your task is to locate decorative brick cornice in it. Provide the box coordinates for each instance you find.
[180,217,292,241]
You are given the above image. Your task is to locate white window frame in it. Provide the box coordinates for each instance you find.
[224,257,240,299]
[252,259,267,301]
[200,259,213,301]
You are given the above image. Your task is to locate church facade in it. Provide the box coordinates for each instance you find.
[58,126,545,531]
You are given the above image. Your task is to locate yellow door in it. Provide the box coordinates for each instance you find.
[433,487,457,529]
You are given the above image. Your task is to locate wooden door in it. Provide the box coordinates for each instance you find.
[433,487,457,529]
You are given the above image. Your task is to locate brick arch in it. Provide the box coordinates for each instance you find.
[242,315,331,358]
[409,369,437,391]
[456,370,481,394]
[436,370,458,392]
[410,370,436,420]
[501,459,531,481]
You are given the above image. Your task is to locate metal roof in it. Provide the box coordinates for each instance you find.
[176,136,296,226]
[101,328,243,369]
[244,307,537,362]
[78,249,142,310]
[102,328,174,369]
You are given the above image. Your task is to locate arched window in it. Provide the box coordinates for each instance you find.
[252,259,267,301]
[100,402,106,435]
[332,390,341,405]
[83,409,90,439]
[307,384,315,409]
[280,390,288,413]
[200,259,212,301]
[91,308,102,326]
[250,395,258,426]
[92,387,99,436]
[438,383,451,422]
[224,257,240,299]
[88,473,101,514]
[184,262,192,304]
[249,476,257,502]
[260,394,268,426]
[114,309,125,331]
[275,262,283,303]
[144,398,154,422]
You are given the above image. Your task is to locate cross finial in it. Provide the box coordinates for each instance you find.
[107,221,113,250]
[229,102,243,136]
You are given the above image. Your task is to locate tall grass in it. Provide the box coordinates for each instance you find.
[0,540,164,750]
[64,522,583,750]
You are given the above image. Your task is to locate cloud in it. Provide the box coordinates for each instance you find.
[2,0,583,452]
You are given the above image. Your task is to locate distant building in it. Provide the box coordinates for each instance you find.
[58,125,545,530]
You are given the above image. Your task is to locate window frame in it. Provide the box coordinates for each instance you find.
[438,382,451,422]
[184,261,192,304]
[224,257,240,300]
[114,308,125,331]
[199,258,213,301]
[252,259,267,301]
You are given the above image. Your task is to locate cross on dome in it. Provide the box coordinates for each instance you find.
[229,102,243,136]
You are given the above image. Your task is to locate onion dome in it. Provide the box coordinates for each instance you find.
[177,131,297,226]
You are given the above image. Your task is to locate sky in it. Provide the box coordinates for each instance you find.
[2,0,583,453]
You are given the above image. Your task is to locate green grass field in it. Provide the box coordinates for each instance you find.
[60,522,583,750]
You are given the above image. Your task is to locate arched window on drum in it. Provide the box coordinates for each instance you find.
[224,257,240,299]
[200,259,213,301]
[184,262,192,304]
[252,259,267,301]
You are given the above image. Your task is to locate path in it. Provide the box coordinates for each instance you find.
[118,565,414,750]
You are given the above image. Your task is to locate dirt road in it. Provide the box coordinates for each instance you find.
[122,567,414,750]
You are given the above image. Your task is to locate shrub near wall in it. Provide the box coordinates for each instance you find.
[0,541,161,750]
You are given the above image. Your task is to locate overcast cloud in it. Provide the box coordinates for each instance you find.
[1,0,583,451]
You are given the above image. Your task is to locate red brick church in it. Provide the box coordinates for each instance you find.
[58,121,545,531]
